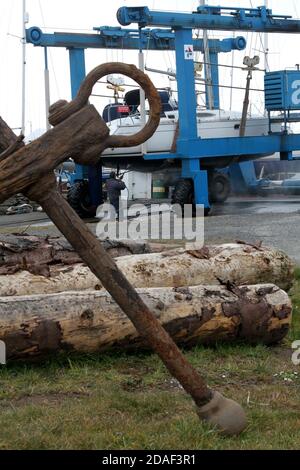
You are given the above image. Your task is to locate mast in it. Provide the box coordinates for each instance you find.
[21,0,28,135]
[229,32,235,111]
[44,48,51,131]
[200,0,214,110]
[138,28,147,153]
[264,0,269,72]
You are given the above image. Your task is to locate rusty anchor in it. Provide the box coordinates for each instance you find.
[0,62,246,435]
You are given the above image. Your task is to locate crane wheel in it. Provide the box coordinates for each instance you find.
[67,181,96,218]
[208,172,231,203]
[171,178,210,216]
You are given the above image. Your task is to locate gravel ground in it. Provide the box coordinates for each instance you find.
[1,195,300,264]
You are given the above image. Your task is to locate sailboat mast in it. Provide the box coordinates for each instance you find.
[264,0,269,72]
[200,0,214,109]
[21,0,27,135]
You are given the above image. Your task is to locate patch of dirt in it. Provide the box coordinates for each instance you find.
[115,364,154,377]
[0,391,90,408]
[120,377,145,392]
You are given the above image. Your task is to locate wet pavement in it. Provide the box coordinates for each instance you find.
[1,195,300,264]
[205,197,300,264]
[210,196,300,216]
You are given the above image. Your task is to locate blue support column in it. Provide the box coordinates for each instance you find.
[69,48,102,207]
[174,29,210,209]
[69,48,86,101]
[174,29,198,141]
[69,48,86,182]
[208,51,220,109]
[182,159,210,207]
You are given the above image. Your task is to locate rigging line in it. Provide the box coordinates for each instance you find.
[5,0,15,36]
[293,1,299,19]
[229,31,235,112]
[194,60,265,72]
[214,83,264,93]
[143,28,152,69]
[91,94,125,99]
[3,0,16,118]
[38,0,60,97]
[249,0,270,71]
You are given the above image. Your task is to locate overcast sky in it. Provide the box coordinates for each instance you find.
[0,0,300,137]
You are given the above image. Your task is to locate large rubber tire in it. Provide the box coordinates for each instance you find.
[171,178,210,216]
[208,172,231,204]
[171,178,194,206]
[67,181,96,218]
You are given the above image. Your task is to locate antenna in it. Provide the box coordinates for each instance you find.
[21,0,29,135]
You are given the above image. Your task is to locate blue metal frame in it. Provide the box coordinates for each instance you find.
[26,4,300,210]
[207,51,220,110]
[26,23,246,205]
[117,5,300,33]
[118,4,300,209]
[26,26,246,54]
[68,48,86,183]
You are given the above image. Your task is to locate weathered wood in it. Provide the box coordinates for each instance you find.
[0,284,291,360]
[0,117,22,154]
[0,243,293,296]
[0,234,154,276]
[0,106,108,203]
[115,243,294,291]
[93,243,295,291]
[0,134,25,163]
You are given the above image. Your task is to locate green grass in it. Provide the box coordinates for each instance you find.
[0,276,300,450]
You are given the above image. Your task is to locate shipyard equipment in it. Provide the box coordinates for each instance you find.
[26,21,246,215]
[26,4,300,214]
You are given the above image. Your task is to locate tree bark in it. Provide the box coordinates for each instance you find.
[106,243,294,291]
[0,234,155,276]
[0,243,293,296]
[0,283,291,360]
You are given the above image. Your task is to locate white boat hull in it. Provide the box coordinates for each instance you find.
[103,111,281,157]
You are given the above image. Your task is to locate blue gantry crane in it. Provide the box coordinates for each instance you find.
[26,4,300,215]
[117,4,300,213]
[26,23,245,215]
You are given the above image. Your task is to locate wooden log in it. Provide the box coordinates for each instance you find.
[0,234,154,276]
[111,244,294,291]
[0,243,293,296]
[0,284,291,360]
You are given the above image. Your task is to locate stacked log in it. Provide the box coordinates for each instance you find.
[0,241,294,296]
[0,284,292,360]
[0,235,294,358]
[0,234,155,276]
